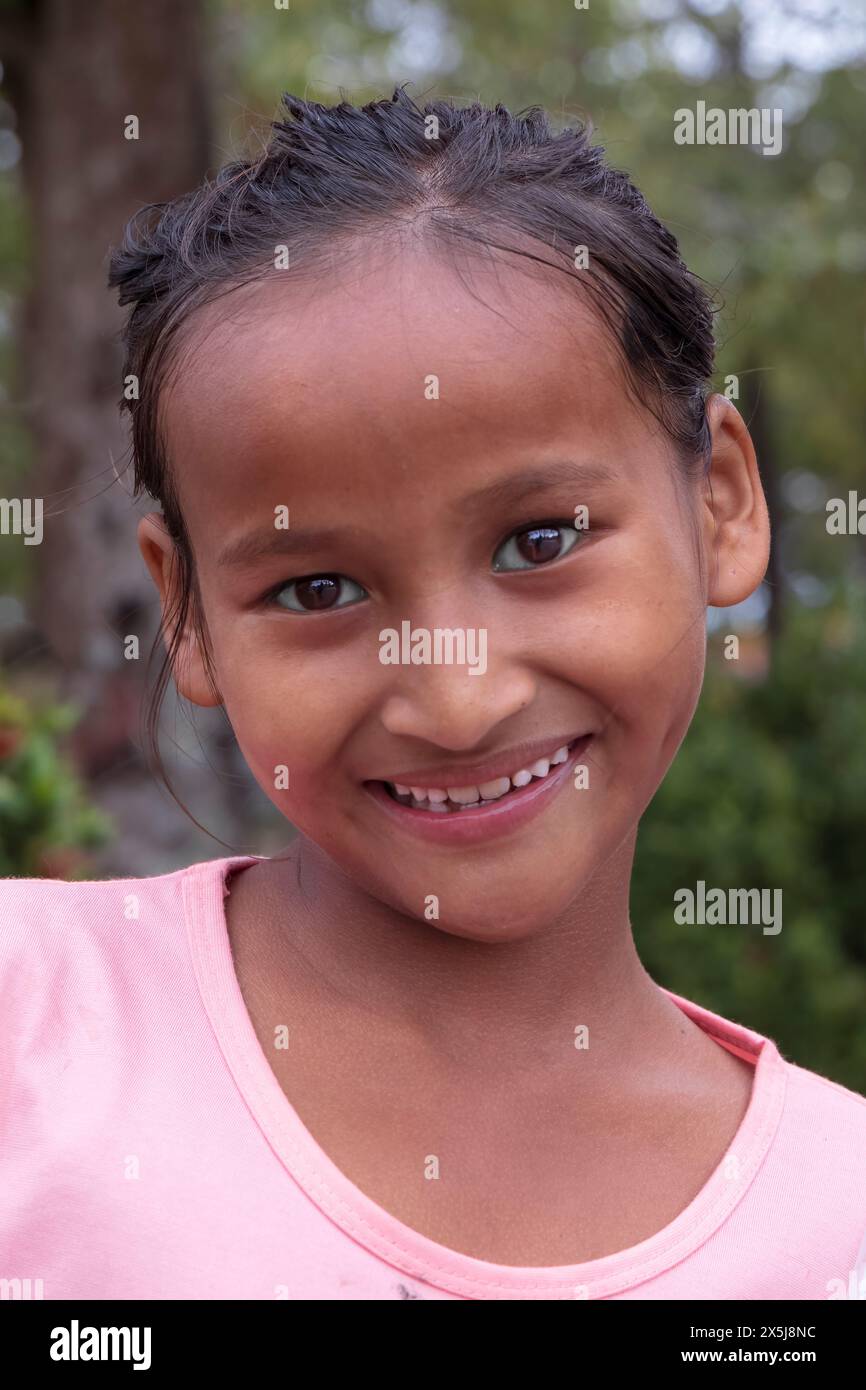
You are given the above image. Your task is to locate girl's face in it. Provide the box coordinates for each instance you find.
[145,246,766,941]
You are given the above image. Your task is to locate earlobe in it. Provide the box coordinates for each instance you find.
[137,512,222,709]
[702,395,771,608]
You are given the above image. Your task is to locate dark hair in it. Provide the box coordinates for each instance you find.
[108,84,716,800]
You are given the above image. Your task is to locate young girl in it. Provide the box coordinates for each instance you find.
[3,87,865,1302]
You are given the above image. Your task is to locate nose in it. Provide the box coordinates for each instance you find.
[377,629,537,750]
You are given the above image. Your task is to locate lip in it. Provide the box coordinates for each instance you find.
[364,735,593,846]
[371,732,588,791]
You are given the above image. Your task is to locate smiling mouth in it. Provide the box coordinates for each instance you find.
[373,737,585,815]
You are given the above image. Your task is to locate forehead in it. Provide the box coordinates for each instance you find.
[159,244,654,526]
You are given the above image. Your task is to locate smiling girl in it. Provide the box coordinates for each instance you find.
[2,88,865,1302]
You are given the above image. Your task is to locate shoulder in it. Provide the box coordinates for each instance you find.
[776,1056,866,1285]
[781,1050,866,1137]
[768,1050,866,1250]
[671,987,866,1143]
[0,856,236,1004]
[0,859,203,940]
[0,853,239,910]
[670,990,866,1255]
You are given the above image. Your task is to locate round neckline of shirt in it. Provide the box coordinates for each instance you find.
[182,854,788,1300]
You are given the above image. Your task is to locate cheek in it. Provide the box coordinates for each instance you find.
[210,633,363,811]
[547,545,706,765]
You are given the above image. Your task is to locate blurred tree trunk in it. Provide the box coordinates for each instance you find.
[0,0,244,871]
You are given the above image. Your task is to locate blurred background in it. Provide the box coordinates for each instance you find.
[0,0,864,1087]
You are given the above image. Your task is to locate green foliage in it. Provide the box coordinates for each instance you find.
[633,595,866,1093]
[0,685,112,877]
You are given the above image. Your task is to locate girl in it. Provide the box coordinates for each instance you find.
[2,87,865,1302]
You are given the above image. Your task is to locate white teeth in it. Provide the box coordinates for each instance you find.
[478,777,511,801]
[385,739,577,811]
[447,785,481,805]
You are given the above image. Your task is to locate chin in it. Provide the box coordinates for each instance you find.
[427,913,558,944]
[398,875,584,942]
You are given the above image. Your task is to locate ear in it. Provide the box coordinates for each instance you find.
[701,394,771,607]
[137,512,222,708]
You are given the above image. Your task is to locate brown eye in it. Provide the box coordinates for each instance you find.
[295,576,340,609]
[516,527,563,565]
[272,574,366,613]
[492,521,583,572]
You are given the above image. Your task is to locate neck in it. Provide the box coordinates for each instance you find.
[247,833,689,1083]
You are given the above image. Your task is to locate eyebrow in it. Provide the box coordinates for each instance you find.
[216,460,615,570]
[459,460,617,513]
[217,526,362,570]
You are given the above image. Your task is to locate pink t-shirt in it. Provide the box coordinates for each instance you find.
[2,853,865,1301]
